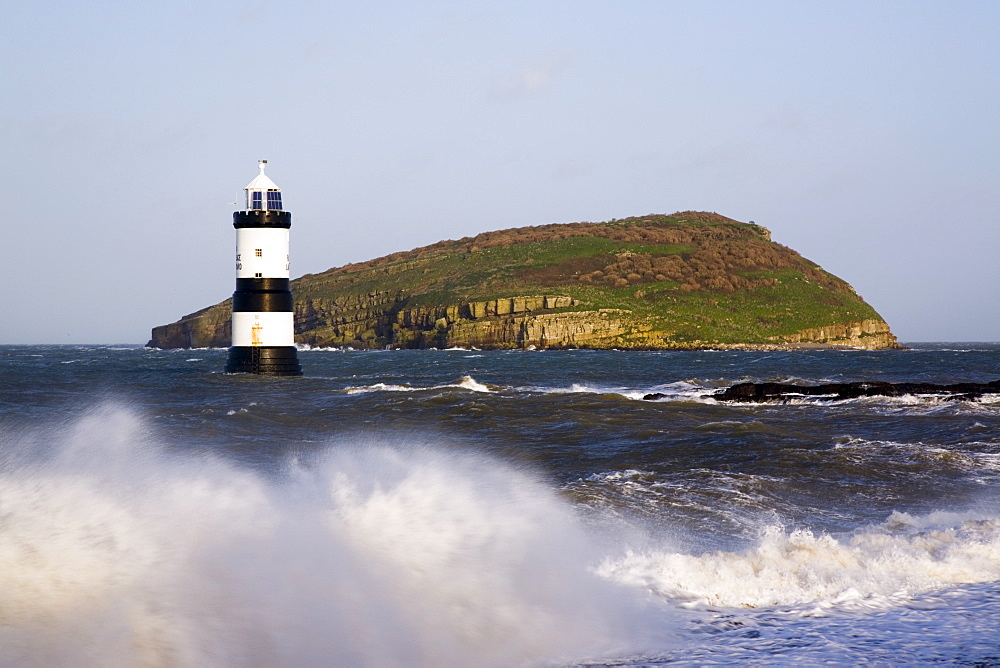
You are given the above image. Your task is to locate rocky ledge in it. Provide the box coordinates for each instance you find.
[641,380,1000,402]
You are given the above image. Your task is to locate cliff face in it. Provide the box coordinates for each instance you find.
[149,303,231,349]
[775,319,899,350]
[148,212,901,350]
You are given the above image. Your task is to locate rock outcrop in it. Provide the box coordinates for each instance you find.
[296,292,606,349]
[149,303,231,349]
[772,319,898,351]
[695,379,1000,403]
[148,212,902,350]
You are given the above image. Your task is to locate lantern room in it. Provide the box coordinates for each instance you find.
[244,159,283,211]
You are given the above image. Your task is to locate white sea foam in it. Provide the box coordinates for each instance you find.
[632,387,717,403]
[345,375,494,395]
[828,437,1000,475]
[0,407,659,666]
[537,380,710,402]
[536,382,610,395]
[345,382,416,394]
[596,510,1000,612]
[453,375,492,392]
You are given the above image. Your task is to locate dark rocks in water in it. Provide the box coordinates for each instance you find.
[689,379,1000,403]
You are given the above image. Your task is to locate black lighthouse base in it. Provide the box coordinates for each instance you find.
[225,346,302,376]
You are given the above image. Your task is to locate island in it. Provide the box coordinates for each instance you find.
[148,212,900,351]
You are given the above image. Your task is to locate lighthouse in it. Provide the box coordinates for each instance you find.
[225,160,302,376]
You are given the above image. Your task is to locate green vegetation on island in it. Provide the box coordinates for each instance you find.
[149,212,900,350]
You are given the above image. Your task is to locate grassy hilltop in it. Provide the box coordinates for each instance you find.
[149,212,900,350]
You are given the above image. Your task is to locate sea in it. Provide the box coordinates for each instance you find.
[1,343,999,666]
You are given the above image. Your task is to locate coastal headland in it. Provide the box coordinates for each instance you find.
[149,212,900,351]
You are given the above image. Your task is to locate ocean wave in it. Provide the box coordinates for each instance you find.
[296,344,356,352]
[0,406,661,666]
[596,510,1000,611]
[344,375,495,395]
[568,468,786,544]
[829,395,1000,416]
[622,381,711,402]
[534,382,629,396]
[539,380,712,403]
[829,437,1000,474]
[713,393,1000,412]
[906,344,1000,353]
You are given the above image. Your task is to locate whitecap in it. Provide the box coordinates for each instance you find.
[596,510,1000,612]
[344,376,496,395]
[0,407,666,666]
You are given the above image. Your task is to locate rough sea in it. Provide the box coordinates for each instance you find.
[1,343,999,666]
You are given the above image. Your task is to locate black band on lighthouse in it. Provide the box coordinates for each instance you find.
[234,210,291,228]
[232,278,293,311]
[225,346,302,375]
[232,290,294,312]
[235,277,290,291]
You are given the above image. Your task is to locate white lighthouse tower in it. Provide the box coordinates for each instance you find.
[225,160,302,375]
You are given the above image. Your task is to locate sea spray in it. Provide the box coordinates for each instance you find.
[0,405,662,666]
[596,511,1000,611]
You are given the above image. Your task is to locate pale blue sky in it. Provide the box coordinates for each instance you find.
[2,1,998,343]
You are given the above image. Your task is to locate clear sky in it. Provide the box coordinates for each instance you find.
[2,1,998,343]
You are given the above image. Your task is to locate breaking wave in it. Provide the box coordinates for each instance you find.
[535,380,712,402]
[4,405,1000,665]
[0,406,655,666]
[598,510,1000,611]
[344,375,495,394]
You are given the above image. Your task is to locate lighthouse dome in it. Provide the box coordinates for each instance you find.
[244,160,282,211]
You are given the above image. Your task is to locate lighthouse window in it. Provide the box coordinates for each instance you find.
[266,190,282,210]
[255,248,262,257]
[250,192,263,210]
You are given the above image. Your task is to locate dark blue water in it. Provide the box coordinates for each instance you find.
[1,344,998,665]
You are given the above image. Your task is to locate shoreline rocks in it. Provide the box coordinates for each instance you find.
[642,380,1000,403]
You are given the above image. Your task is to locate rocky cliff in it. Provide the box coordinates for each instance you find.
[148,212,902,350]
[773,319,898,350]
